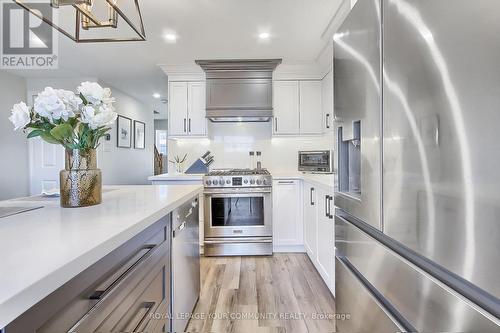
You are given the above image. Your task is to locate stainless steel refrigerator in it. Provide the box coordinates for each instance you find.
[333,0,500,331]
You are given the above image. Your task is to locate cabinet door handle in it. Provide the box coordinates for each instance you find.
[88,244,156,300]
[326,113,331,129]
[183,119,187,133]
[278,180,294,184]
[275,117,278,132]
[126,301,156,332]
[188,119,192,132]
[325,195,329,217]
[310,187,315,205]
[328,195,333,219]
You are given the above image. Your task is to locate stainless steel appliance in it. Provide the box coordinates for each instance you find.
[203,169,273,256]
[334,0,500,331]
[298,150,333,173]
[195,59,282,122]
[171,196,200,333]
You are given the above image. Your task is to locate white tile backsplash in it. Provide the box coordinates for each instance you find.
[169,122,334,173]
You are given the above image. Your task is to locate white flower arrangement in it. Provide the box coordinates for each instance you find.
[9,82,118,150]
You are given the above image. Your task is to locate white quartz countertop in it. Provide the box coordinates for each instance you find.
[0,185,203,329]
[272,173,336,191]
[148,173,204,181]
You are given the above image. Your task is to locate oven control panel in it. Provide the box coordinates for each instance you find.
[203,175,272,188]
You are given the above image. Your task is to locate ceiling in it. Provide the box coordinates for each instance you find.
[5,0,346,113]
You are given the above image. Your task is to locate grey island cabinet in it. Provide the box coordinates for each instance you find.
[0,185,202,333]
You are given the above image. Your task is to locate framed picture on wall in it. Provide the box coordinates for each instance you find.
[134,120,146,149]
[117,115,132,148]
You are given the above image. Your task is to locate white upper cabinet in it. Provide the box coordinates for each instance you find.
[322,69,334,132]
[273,81,300,135]
[273,80,323,135]
[299,81,323,134]
[169,82,189,136]
[187,82,206,136]
[168,81,206,137]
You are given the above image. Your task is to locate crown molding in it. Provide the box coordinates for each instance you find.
[273,63,325,80]
[158,63,205,81]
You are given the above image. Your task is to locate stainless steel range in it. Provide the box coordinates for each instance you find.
[203,169,273,256]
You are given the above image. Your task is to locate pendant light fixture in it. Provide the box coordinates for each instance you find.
[13,0,146,43]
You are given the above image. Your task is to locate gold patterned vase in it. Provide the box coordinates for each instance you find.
[60,149,102,208]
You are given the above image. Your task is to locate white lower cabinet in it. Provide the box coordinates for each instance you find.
[303,183,318,260]
[316,186,335,294]
[272,179,303,252]
[274,178,335,295]
[303,181,335,295]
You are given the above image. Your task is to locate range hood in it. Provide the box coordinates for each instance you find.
[195,59,282,122]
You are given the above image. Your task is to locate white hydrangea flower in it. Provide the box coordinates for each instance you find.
[77,82,114,105]
[56,89,82,119]
[9,102,31,130]
[81,104,117,130]
[34,87,66,122]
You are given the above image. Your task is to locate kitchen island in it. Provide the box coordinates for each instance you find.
[0,185,202,332]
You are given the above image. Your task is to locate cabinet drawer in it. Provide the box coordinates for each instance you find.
[68,241,169,332]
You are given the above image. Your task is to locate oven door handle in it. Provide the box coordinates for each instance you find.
[204,189,271,196]
[204,238,272,244]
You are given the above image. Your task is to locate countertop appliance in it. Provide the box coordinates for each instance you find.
[195,59,282,122]
[203,169,273,256]
[298,150,333,173]
[171,197,200,332]
[333,0,500,331]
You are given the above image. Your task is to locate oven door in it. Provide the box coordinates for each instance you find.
[204,188,272,238]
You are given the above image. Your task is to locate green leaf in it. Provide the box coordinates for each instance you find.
[79,92,88,105]
[40,132,60,145]
[27,129,44,139]
[50,123,73,141]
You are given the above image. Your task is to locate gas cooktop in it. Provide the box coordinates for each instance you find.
[204,168,272,188]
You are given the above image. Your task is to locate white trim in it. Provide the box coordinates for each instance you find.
[273,244,305,253]
[273,64,325,80]
[159,64,205,81]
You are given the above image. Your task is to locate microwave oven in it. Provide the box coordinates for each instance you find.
[298,150,333,173]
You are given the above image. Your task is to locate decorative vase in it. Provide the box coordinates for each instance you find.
[175,162,184,174]
[60,149,102,208]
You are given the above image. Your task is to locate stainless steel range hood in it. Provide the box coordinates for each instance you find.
[195,59,282,122]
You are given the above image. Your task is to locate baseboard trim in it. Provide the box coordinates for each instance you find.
[273,244,306,253]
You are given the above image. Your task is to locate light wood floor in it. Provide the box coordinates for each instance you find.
[185,254,336,333]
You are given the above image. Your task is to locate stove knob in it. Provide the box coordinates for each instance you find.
[250,179,255,185]
[226,179,231,184]
[206,180,212,185]
[262,179,267,185]
[243,179,249,184]
[213,179,218,185]
[256,179,262,185]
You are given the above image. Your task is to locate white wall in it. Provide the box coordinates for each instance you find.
[168,122,334,173]
[98,84,154,185]
[0,71,29,200]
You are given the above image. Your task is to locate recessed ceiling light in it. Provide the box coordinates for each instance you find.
[259,32,270,40]
[153,93,161,99]
[164,33,177,42]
